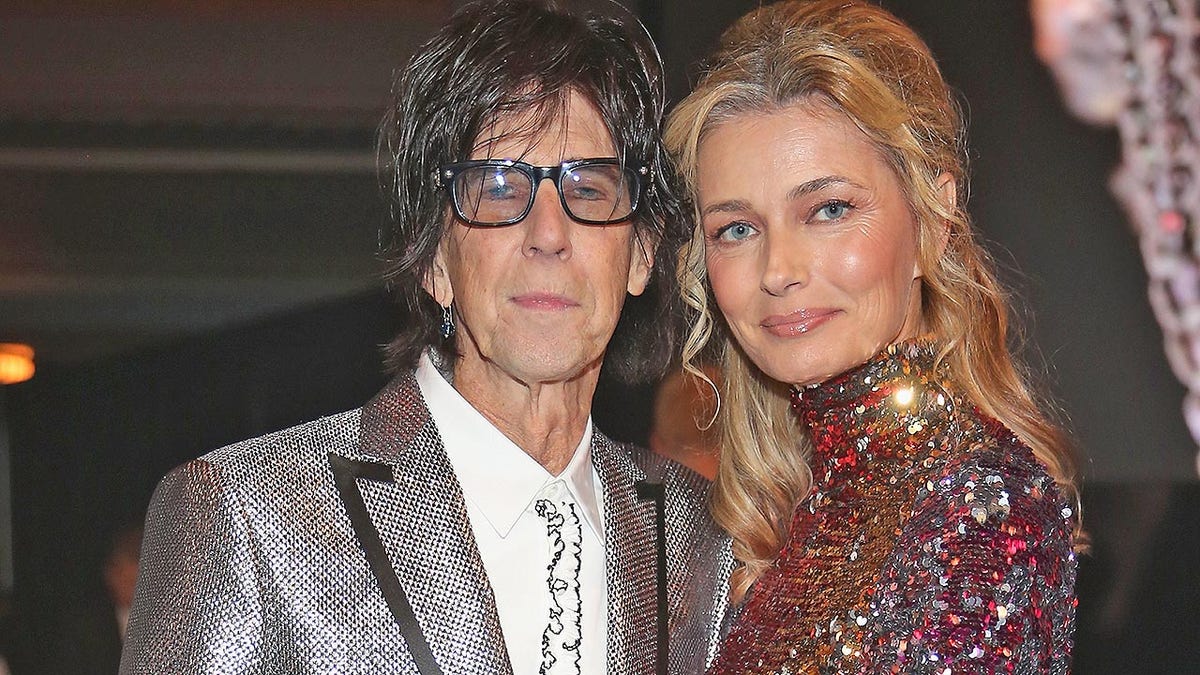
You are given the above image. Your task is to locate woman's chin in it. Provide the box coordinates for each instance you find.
[757,348,862,389]
[764,364,837,390]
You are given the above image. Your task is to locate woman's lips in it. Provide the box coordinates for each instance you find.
[761,308,840,337]
[510,293,579,311]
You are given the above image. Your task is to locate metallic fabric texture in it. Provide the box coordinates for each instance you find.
[710,340,1078,674]
[120,370,732,674]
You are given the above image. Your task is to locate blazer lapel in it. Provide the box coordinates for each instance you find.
[335,373,513,675]
[594,433,661,675]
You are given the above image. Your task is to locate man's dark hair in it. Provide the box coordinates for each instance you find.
[377,0,688,383]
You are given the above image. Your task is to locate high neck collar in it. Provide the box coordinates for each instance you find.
[790,339,956,484]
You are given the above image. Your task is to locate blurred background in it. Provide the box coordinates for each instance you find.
[0,1,1195,672]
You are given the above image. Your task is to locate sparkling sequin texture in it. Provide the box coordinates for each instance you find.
[710,341,1078,674]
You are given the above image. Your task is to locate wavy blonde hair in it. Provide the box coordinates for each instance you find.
[664,0,1082,601]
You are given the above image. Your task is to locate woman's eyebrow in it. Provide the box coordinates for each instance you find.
[701,198,754,218]
[785,175,862,201]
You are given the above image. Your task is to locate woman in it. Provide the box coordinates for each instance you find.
[664,1,1081,672]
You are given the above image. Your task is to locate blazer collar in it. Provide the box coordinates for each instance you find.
[593,433,666,675]
[336,370,513,674]
[357,369,428,463]
[345,371,668,675]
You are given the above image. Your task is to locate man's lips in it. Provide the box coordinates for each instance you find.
[510,293,580,310]
[760,308,840,337]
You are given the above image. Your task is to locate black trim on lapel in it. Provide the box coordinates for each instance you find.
[634,480,669,675]
[329,453,445,675]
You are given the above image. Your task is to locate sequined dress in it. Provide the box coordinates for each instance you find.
[710,341,1078,674]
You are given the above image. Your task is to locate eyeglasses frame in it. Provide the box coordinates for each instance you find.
[434,157,651,226]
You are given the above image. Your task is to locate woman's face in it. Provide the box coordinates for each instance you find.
[425,92,653,391]
[697,101,926,387]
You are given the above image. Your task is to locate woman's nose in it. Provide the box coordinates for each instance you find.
[759,232,809,296]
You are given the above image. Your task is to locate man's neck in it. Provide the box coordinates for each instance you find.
[451,358,600,475]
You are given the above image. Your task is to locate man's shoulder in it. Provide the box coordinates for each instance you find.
[164,408,362,490]
[207,408,360,464]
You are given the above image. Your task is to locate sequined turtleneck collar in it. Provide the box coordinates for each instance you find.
[790,339,956,489]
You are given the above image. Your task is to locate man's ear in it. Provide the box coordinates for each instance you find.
[627,230,657,296]
[422,240,454,306]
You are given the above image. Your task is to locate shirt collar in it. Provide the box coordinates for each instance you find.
[416,353,604,541]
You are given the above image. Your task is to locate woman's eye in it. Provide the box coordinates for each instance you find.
[813,199,852,221]
[715,221,757,242]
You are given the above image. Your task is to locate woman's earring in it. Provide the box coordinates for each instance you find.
[440,304,455,339]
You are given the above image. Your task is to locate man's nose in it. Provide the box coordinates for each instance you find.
[522,177,572,259]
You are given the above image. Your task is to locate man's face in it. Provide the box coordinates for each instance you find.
[424,92,653,390]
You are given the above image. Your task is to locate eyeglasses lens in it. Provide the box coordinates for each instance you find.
[454,166,531,225]
[452,163,636,225]
[562,164,634,223]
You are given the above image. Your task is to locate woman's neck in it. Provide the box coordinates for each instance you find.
[791,338,952,482]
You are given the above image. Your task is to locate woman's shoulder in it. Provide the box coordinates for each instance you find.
[909,406,1075,540]
[859,409,1078,670]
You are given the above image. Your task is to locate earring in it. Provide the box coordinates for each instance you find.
[440,304,455,339]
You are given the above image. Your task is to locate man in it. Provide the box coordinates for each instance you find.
[120,1,731,673]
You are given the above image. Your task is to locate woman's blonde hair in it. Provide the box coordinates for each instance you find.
[664,0,1082,600]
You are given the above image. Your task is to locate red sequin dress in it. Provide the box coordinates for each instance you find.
[710,341,1078,674]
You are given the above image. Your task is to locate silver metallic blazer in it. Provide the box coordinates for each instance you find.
[120,370,733,674]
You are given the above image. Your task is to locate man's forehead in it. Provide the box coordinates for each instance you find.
[467,92,616,159]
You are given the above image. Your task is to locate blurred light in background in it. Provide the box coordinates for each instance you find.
[0,344,34,384]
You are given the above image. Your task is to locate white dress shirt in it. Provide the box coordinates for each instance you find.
[416,354,608,675]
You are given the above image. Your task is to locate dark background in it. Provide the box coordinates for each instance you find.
[1,1,1196,672]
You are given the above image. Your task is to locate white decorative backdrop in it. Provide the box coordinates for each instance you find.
[1033,0,1200,476]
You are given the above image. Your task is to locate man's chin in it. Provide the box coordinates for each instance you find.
[461,342,604,388]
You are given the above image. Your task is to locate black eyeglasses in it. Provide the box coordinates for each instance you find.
[435,158,649,226]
